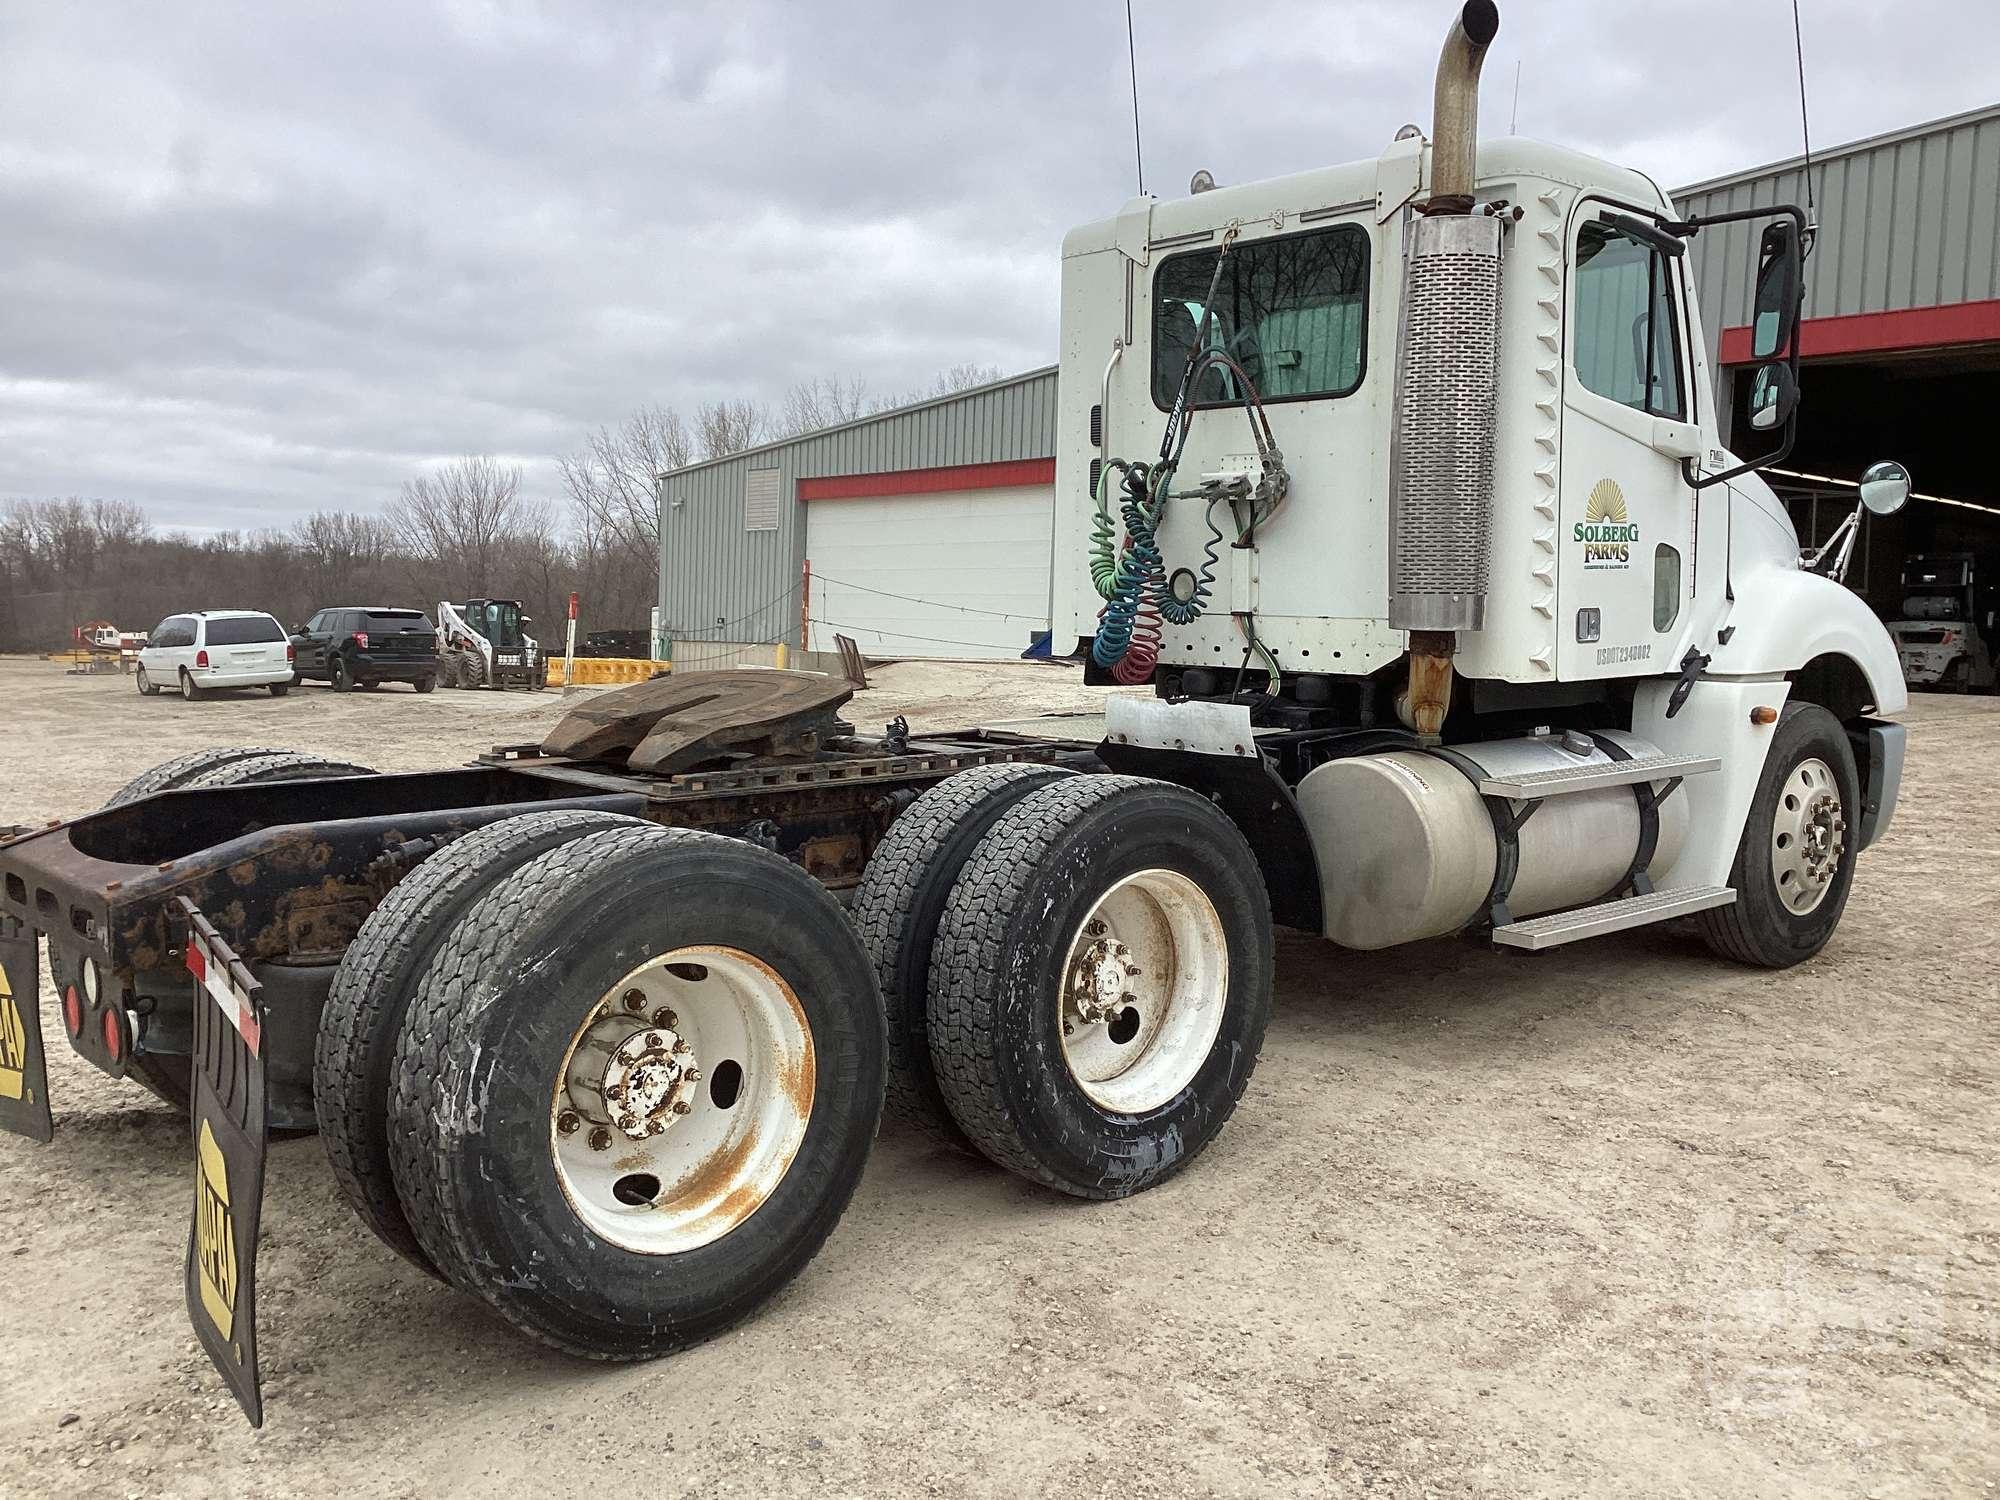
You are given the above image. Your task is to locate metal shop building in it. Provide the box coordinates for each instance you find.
[655,368,1057,662]
[660,105,2000,659]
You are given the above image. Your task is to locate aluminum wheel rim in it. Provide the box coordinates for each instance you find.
[550,946,814,1255]
[1770,756,1846,916]
[1057,868,1228,1114]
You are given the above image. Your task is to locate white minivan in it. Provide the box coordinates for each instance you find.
[136,610,295,700]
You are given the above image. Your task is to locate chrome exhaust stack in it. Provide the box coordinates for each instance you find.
[1389,2,1503,730]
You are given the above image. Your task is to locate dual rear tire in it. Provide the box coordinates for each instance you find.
[856,769,1274,1200]
[316,811,887,1358]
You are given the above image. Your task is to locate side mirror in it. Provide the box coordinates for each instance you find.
[1746,361,1798,432]
[1751,220,1802,360]
[1859,460,1911,516]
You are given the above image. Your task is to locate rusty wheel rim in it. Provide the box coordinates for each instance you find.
[550,946,815,1254]
[1056,868,1229,1114]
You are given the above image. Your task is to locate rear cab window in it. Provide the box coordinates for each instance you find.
[203,615,286,646]
[1151,222,1370,409]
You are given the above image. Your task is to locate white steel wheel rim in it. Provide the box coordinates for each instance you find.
[550,946,814,1255]
[1057,868,1228,1114]
[1770,756,1847,916]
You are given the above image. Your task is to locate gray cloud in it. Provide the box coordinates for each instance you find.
[2,0,1993,532]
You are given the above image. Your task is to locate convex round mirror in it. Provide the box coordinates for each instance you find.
[1859,461,1911,516]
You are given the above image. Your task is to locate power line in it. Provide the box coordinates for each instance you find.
[1124,0,1145,197]
[810,570,1046,622]
[809,614,1040,655]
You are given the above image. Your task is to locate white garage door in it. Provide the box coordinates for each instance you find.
[805,484,1053,660]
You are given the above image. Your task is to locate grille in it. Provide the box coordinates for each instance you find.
[1389,212,1502,632]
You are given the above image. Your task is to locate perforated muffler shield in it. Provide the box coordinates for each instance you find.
[1388,212,1503,632]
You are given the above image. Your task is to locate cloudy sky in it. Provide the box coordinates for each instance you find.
[2,1,1993,533]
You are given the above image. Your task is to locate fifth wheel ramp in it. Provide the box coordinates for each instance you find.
[541,669,855,774]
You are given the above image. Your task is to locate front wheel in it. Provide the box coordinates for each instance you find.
[927,776,1273,1199]
[135,665,159,697]
[1699,702,1861,969]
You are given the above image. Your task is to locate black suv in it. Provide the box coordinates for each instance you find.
[292,607,440,692]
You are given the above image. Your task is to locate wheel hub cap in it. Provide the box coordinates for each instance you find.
[1770,756,1846,914]
[1070,935,1138,1025]
[598,1028,699,1139]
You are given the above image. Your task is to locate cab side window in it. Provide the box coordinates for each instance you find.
[1574,219,1686,420]
[303,612,324,634]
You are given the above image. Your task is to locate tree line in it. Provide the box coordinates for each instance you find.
[0,366,999,654]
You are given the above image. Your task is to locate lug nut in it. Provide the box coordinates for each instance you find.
[623,990,646,1012]
[683,1068,702,1083]
[651,1007,678,1029]
[671,1100,692,1116]
[673,1039,690,1054]
[588,1126,613,1151]
[556,1110,580,1136]
[645,1031,665,1048]
[1086,919,1106,937]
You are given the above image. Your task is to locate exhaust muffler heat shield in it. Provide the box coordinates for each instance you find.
[1389,211,1503,632]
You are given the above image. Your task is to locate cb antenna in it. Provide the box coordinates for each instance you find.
[1791,0,1818,243]
[1125,0,1146,196]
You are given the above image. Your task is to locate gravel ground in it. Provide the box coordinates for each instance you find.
[0,655,1994,1498]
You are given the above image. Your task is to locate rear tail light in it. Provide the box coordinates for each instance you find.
[286,642,296,662]
[196,649,210,668]
[353,631,369,649]
[101,1006,125,1063]
[62,985,83,1038]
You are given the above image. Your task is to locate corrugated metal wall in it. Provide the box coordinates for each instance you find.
[1677,103,2000,372]
[656,367,1059,650]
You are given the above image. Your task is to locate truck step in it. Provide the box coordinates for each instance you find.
[1476,752,1719,800]
[1491,884,1737,951]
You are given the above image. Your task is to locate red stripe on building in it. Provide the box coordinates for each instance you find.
[1718,298,2000,365]
[796,457,1056,501]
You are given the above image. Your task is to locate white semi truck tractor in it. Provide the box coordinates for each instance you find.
[0,0,1914,1423]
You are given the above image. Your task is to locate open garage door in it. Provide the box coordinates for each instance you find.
[804,484,1053,660]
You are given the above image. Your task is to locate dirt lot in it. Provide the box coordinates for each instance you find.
[0,654,1994,1498]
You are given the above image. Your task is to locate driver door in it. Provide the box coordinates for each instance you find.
[1558,205,1701,680]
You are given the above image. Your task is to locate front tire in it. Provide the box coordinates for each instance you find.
[1698,702,1861,968]
[927,776,1273,1200]
[135,665,159,697]
[387,824,887,1357]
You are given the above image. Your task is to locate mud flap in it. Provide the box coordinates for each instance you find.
[177,897,269,1427]
[0,917,53,1143]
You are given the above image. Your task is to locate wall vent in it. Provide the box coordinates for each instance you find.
[744,468,782,531]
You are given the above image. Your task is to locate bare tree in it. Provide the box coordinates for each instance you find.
[385,455,525,602]
[776,375,875,438]
[696,400,766,460]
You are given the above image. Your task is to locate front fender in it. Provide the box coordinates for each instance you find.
[1710,565,1908,715]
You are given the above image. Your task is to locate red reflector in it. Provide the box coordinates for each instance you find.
[196,649,210,668]
[185,944,206,982]
[102,1006,124,1061]
[62,985,83,1038]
